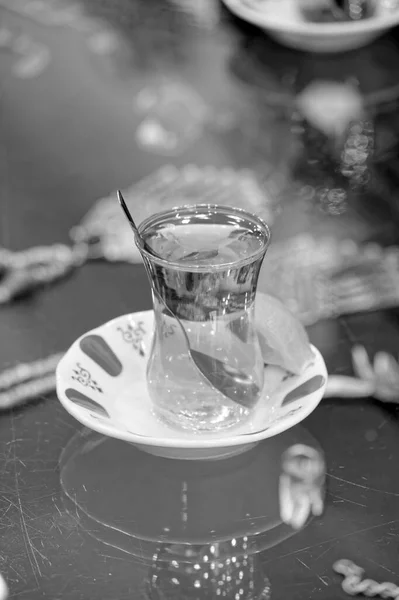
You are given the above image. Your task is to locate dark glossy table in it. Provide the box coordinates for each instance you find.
[1,1,399,598]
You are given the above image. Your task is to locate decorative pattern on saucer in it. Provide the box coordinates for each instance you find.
[72,363,103,393]
[56,310,328,460]
[117,321,146,357]
[65,388,109,419]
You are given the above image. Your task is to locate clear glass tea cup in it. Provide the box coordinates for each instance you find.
[139,204,270,432]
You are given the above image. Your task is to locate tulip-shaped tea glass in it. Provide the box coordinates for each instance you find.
[139,204,270,432]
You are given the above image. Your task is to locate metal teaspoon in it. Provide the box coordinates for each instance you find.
[117,190,261,409]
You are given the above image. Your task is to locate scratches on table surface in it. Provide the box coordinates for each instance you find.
[296,557,330,587]
[11,414,45,585]
[262,519,399,597]
[328,473,399,497]
[329,493,368,508]
[0,317,399,598]
[0,405,82,593]
[0,401,148,599]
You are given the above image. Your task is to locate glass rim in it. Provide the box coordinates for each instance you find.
[138,203,271,272]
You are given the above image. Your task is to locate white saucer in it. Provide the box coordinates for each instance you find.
[222,0,399,53]
[56,311,327,460]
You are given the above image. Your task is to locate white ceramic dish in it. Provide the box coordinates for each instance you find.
[222,0,399,52]
[56,310,327,460]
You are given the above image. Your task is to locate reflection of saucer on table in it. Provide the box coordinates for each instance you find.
[60,425,325,598]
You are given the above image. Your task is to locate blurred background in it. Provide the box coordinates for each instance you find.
[2,0,399,363]
[2,3,399,600]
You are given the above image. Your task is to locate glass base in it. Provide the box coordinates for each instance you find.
[153,402,251,433]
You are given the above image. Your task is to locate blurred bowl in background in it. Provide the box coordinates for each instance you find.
[222,0,399,52]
